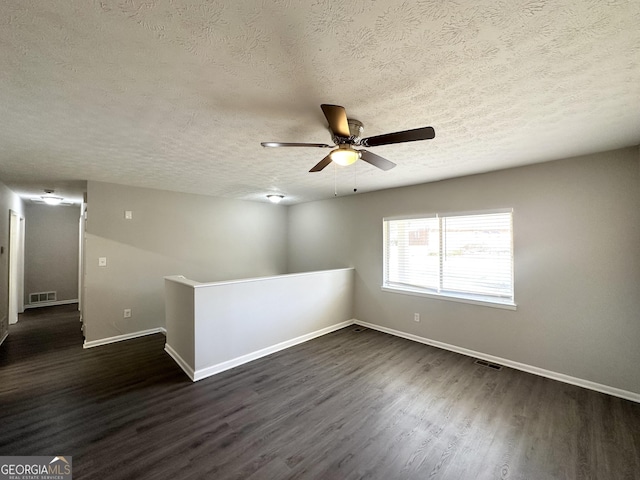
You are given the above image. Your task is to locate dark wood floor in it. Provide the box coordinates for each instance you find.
[1,306,639,480]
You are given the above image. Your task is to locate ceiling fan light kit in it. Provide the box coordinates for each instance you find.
[261,104,435,173]
[329,146,360,166]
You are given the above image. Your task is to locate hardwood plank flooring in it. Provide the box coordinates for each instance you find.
[1,305,639,479]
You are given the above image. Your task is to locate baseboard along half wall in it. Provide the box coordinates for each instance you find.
[83,327,166,349]
[0,331,7,347]
[354,320,640,404]
[166,319,355,382]
[164,344,195,381]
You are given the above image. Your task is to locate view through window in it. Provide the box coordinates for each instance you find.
[383,210,514,307]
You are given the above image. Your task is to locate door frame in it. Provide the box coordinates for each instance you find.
[8,210,25,324]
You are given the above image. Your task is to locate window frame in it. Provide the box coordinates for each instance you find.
[382,209,516,310]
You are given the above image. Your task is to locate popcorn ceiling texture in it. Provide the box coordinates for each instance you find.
[0,0,638,204]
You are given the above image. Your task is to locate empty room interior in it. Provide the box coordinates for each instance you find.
[1,1,639,479]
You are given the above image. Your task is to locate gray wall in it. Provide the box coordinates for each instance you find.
[0,181,25,342]
[288,147,640,395]
[24,203,80,304]
[84,181,288,343]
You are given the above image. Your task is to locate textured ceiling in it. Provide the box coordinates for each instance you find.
[0,0,638,205]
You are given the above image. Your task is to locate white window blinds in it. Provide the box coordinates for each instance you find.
[383,211,514,305]
[385,216,440,291]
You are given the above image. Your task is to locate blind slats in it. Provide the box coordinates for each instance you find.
[384,211,514,302]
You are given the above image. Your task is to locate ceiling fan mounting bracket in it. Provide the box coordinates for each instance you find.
[348,119,363,138]
[330,118,364,145]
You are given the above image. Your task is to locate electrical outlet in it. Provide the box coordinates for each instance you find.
[414,313,420,322]
[124,210,133,220]
[123,308,132,318]
[98,257,107,267]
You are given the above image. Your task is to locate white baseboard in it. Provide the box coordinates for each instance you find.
[164,343,195,381]
[24,299,79,309]
[83,327,166,349]
[186,319,355,382]
[0,331,7,347]
[355,320,640,404]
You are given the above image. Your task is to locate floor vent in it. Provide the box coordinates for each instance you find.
[474,359,503,371]
[29,291,57,304]
[353,327,366,332]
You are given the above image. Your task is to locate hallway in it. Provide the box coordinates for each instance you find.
[0,305,184,478]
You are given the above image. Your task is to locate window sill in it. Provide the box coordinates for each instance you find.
[381,285,517,310]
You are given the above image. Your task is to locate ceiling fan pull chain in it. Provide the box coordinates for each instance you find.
[354,162,358,193]
[334,163,338,197]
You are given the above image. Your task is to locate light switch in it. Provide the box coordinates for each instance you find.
[98,257,107,267]
[124,210,133,220]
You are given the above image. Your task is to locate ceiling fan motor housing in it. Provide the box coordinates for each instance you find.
[348,119,363,140]
[331,118,363,145]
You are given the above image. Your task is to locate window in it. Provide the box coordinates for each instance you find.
[383,210,515,309]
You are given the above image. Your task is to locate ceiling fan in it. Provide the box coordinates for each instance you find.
[261,104,435,172]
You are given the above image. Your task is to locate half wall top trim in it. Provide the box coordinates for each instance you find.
[164,267,355,288]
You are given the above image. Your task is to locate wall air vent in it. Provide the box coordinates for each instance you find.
[29,291,57,304]
[474,359,503,371]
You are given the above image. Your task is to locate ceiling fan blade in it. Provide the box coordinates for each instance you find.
[309,153,333,172]
[359,150,396,171]
[261,142,332,148]
[321,104,350,138]
[361,126,435,147]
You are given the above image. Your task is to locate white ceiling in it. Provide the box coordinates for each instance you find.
[1,0,638,205]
